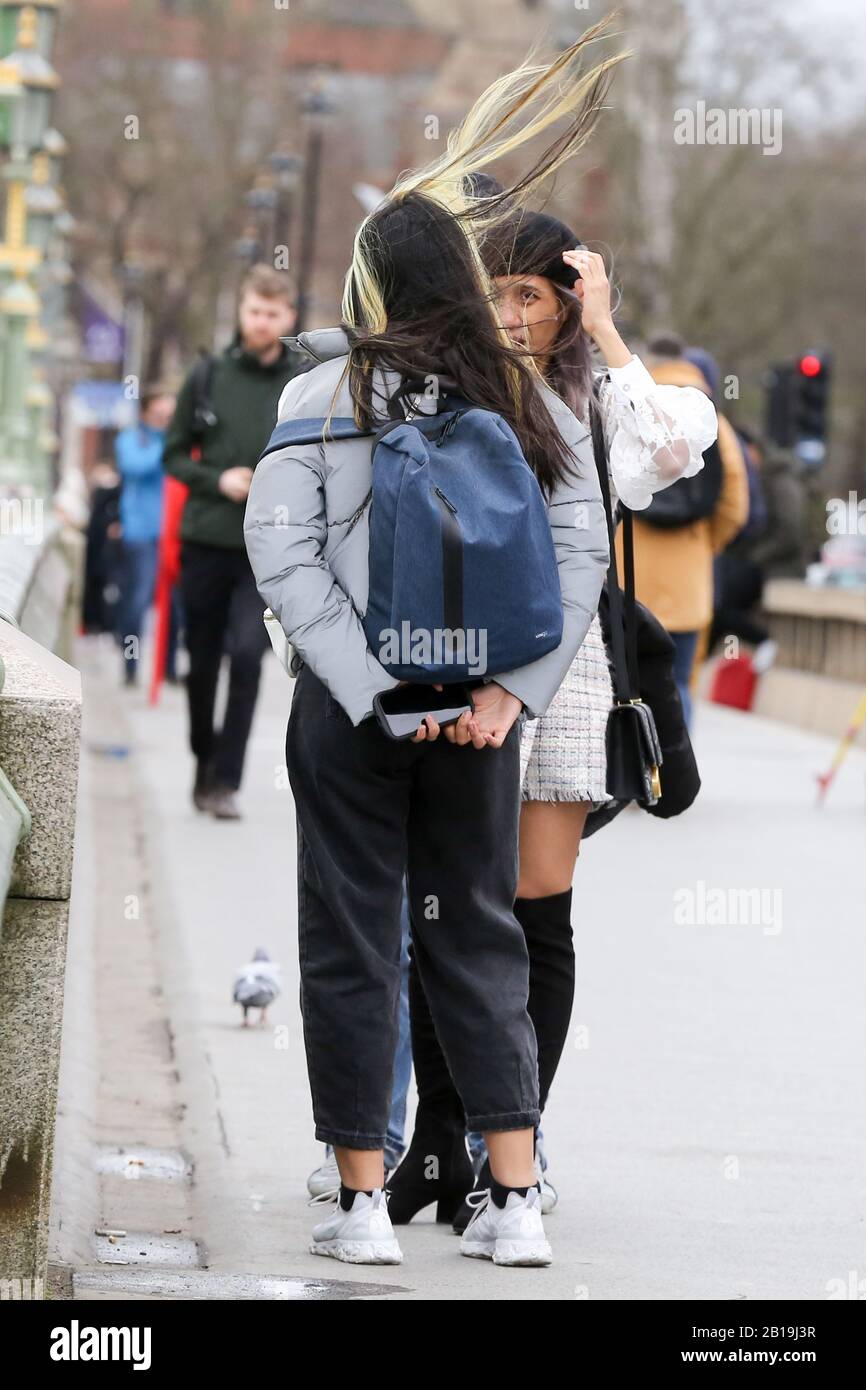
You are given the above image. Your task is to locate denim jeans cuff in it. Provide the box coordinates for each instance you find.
[465,1108,541,1133]
[315,1124,387,1151]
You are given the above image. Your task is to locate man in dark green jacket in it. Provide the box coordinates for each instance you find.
[164,264,308,819]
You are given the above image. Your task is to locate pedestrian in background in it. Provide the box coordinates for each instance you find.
[744,440,810,581]
[114,384,176,687]
[710,424,775,655]
[164,264,308,819]
[618,346,749,725]
[82,460,122,637]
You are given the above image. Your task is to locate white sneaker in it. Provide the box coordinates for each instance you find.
[309,1188,403,1265]
[752,639,779,675]
[306,1146,340,1199]
[535,1152,558,1215]
[460,1185,552,1266]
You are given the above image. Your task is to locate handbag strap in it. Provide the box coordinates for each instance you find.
[589,377,639,703]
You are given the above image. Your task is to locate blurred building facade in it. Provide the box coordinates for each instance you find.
[54,0,614,357]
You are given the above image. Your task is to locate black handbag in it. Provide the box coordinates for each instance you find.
[583,386,701,839]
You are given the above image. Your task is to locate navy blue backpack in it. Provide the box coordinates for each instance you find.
[260,385,563,683]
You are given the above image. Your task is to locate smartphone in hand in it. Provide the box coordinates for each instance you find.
[373,683,475,741]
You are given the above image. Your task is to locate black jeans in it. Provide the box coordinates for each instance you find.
[406,887,576,1136]
[180,540,271,790]
[287,664,540,1150]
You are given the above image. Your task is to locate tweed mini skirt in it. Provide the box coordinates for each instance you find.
[519,611,614,806]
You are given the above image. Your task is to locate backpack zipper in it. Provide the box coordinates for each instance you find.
[433,485,458,515]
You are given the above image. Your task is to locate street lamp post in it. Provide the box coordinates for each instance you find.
[119,259,148,387]
[27,141,66,490]
[267,148,302,272]
[0,0,61,59]
[295,84,335,335]
[245,176,279,264]
[0,2,59,494]
[0,4,58,493]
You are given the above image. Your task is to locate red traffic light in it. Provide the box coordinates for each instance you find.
[798,353,823,378]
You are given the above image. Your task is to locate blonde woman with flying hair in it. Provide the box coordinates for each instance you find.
[245,20,626,1269]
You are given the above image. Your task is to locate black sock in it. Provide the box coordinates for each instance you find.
[490,1176,541,1210]
[339,1183,374,1210]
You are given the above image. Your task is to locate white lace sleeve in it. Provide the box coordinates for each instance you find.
[595,355,719,511]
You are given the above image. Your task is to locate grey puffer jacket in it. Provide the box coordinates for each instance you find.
[243,327,609,726]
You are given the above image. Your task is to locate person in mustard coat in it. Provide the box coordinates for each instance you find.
[616,355,749,724]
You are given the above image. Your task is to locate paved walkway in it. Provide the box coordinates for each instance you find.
[51,638,866,1300]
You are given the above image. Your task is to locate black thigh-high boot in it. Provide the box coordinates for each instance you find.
[519,888,575,1112]
[384,942,474,1224]
[450,888,576,1233]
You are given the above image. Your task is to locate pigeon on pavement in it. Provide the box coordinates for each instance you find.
[232,948,282,1027]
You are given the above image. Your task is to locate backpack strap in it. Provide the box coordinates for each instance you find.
[190,349,218,442]
[257,391,472,463]
[259,416,373,460]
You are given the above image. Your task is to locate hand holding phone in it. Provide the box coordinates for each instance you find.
[373,682,475,742]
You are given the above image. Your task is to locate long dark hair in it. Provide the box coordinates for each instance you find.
[343,193,581,498]
[544,291,596,422]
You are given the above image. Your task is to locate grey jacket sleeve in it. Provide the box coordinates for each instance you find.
[494,398,609,719]
[243,434,400,728]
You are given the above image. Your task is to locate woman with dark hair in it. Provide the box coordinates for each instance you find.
[386,206,718,1228]
[245,28,625,1268]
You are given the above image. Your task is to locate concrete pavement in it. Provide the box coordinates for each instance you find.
[51,638,866,1300]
